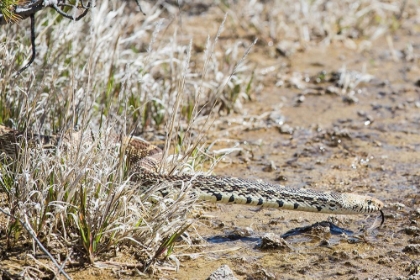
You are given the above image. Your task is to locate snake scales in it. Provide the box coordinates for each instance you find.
[0,125,384,222]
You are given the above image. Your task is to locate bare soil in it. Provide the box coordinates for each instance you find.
[169,9,420,280]
[2,3,420,280]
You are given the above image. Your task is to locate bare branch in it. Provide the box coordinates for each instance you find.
[3,0,92,75]
[134,0,145,15]
[0,0,44,26]
[14,14,36,76]
[1,0,142,74]
[0,0,92,26]
[52,2,91,21]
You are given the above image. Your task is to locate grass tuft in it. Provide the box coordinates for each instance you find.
[0,0,254,276]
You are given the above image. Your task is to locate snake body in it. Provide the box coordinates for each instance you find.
[0,125,384,218]
[135,172,383,215]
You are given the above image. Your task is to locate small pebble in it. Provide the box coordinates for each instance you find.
[260,233,291,251]
[207,264,238,280]
[405,226,420,235]
[403,244,420,255]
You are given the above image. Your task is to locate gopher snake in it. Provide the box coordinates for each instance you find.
[0,125,384,221]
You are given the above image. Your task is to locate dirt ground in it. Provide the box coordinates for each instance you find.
[2,3,420,280]
[167,8,420,280]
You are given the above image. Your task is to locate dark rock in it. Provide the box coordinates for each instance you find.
[404,226,420,235]
[403,244,420,254]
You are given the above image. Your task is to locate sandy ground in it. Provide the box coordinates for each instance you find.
[1,2,420,280]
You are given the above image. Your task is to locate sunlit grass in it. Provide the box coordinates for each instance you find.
[0,0,417,278]
[0,0,254,277]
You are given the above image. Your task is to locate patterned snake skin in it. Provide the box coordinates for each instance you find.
[0,125,384,221]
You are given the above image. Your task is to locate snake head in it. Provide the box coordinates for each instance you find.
[342,193,384,214]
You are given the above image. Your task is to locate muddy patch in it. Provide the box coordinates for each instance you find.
[172,32,420,279]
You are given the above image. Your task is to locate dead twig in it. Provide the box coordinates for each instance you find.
[2,0,92,75]
[0,207,72,280]
[14,14,35,76]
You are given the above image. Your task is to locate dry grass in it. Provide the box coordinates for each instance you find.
[222,0,408,43]
[0,0,417,278]
[0,1,254,277]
